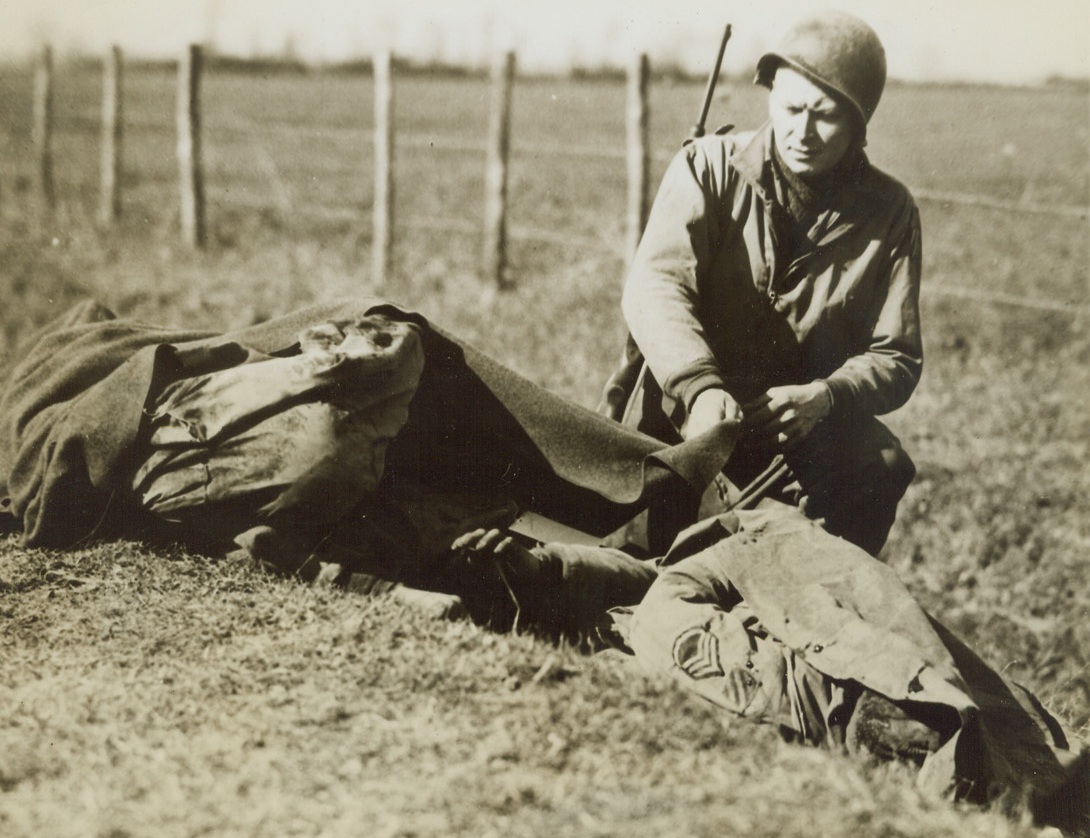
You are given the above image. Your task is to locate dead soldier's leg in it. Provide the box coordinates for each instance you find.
[628,550,855,746]
[451,529,658,637]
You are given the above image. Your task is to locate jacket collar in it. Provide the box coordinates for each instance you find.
[731,122,775,195]
[732,121,878,200]
[732,122,887,250]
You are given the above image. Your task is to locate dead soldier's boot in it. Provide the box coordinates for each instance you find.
[845,689,957,766]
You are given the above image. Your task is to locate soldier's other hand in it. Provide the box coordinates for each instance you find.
[744,382,832,450]
[684,388,744,440]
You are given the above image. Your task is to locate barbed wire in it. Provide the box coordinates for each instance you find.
[210,191,1087,316]
[923,285,1090,315]
[25,107,1090,313]
[86,117,1090,221]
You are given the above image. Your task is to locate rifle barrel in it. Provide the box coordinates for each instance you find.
[692,23,732,139]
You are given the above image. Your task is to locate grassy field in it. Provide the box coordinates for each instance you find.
[1,64,1088,837]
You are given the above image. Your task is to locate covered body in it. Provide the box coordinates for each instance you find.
[0,298,734,584]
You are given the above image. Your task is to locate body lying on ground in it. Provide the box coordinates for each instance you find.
[453,507,1088,834]
[0,297,733,589]
[0,298,1085,833]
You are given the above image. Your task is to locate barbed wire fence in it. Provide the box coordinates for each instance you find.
[17,43,1090,315]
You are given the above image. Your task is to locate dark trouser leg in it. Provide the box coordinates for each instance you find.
[717,416,915,557]
[788,417,915,556]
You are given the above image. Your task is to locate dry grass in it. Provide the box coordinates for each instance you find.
[1,68,1087,836]
[0,540,1052,838]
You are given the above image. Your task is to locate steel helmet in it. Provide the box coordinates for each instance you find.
[755,11,887,133]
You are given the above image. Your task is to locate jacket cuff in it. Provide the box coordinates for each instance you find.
[822,376,853,423]
[677,370,730,413]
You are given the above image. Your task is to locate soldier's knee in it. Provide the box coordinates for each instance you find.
[881,444,916,498]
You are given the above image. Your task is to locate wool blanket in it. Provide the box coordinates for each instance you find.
[0,298,736,551]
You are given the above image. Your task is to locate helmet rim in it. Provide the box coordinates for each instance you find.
[754,11,887,136]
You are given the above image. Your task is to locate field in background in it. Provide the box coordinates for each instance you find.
[1,66,1088,837]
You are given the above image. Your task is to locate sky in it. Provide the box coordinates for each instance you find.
[0,0,1087,86]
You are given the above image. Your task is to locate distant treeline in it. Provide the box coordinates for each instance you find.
[1043,74,1090,91]
[5,50,1085,90]
[22,51,721,84]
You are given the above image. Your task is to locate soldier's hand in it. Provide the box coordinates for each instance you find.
[451,528,541,580]
[684,388,744,440]
[451,528,513,563]
[744,382,832,450]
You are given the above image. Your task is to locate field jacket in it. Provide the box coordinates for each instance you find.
[626,506,1088,827]
[620,122,923,429]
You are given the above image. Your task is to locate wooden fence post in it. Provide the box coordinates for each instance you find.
[176,44,205,248]
[32,45,55,213]
[99,45,123,226]
[482,50,515,287]
[625,52,650,266]
[372,51,394,287]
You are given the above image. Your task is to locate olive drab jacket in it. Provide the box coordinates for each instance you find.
[614,122,923,431]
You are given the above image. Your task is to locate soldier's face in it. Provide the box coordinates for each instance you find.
[768,67,855,178]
